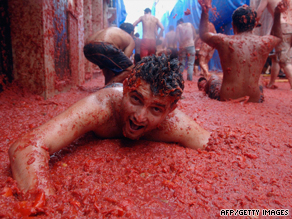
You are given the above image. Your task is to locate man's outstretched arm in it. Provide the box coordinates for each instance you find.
[8,92,110,195]
[133,16,142,27]
[145,109,210,150]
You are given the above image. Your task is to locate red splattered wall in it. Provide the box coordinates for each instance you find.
[0,0,13,92]
[9,0,48,96]
[8,0,87,99]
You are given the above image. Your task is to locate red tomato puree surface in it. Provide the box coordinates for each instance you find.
[0,73,291,218]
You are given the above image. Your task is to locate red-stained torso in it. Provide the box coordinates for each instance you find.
[176,23,196,48]
[164,30,177,49]
[134,14,164,40]
[213,33,279,102]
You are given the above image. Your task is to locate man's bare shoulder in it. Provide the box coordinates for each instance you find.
[89,86,124,137]
[91,86,123,105]
[144,108,210,150]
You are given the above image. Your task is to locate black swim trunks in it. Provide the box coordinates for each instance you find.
[83,42,133,75]
[168,47,178,60]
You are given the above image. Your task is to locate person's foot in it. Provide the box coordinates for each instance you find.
[266,84,278,89]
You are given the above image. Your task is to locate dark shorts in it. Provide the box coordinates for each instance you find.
[134,54,141,64]
[83,42,133,75]
[168,47,178,60]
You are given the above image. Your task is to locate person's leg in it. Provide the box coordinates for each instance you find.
[199,56,209,78]
[282,63,292,90]
[103,69,115,85]
[186,46,196,81]
[267,58,280,89]
[105,65,134,85]
[179,48,187,74]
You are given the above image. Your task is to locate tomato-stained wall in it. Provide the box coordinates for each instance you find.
[8,0,108,99]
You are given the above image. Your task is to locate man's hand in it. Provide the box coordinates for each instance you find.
[198,0,212,12]
[275,0,288,14]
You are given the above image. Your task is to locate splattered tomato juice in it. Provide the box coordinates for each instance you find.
[0,73,291,218]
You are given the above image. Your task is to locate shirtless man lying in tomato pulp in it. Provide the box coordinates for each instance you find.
[9,54,210,200]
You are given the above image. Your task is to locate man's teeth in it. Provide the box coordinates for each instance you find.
[130,120,143,130]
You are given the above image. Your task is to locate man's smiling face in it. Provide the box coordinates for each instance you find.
[121,79,176,140]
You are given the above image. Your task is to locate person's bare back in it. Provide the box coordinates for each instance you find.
[84,24,135,85]
[133,9,164,40]
[199,1,286,102]
[164,29,177,49]
[214,34,276,101]
[133,8,164,58]
[86,27,135,57]
[176,22,196,48]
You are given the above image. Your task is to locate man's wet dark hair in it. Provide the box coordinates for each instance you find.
[120,22,134,35]
[134,33,140,37]
[144,8,151,14]
[232,5,257,33]
[198,77,207,84]
[169,25,174,31]
[177,18,184,26]
[127,54,184,103]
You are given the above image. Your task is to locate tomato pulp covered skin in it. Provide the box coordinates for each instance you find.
[0,74,292,218]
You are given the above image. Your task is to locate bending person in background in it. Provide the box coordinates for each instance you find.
[133,8,164,58]
[176,18,197,81]
[83,23,135,85]
[199,0,287,102]
[257,0,292,90]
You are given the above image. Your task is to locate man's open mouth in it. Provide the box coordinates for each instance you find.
[129,119,144,131]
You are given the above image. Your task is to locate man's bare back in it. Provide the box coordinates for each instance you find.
[199,1,285,102]
[86,27,135,57]
[213,34,276,101]
[164,30,177,49]
[83,24,135,85]
[176,22,196,48]
[133,9,164,40]
[133,8,164,58]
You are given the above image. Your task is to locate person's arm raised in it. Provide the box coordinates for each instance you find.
[270,0,288,40]
[199,0,222,49]
[157,19,165,38]
[256,0,268,22]
[8,92,111,195]
[133,16,142,27]
[145,109,210,150]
